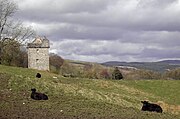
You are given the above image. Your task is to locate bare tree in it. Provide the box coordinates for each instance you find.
[50,53,64,71]
[0,0,35,63]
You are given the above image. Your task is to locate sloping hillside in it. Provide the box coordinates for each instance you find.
[0,65,180,119]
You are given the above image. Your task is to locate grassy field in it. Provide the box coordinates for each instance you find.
[0,65,180,119]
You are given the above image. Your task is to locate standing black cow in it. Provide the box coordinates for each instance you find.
[141,101,163,113]
[31,88,48,100]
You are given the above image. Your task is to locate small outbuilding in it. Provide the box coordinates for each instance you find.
[27,37,50,71]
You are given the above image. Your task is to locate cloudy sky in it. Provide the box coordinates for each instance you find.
[14,0,180,62]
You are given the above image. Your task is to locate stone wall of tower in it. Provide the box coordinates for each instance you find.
[28,47,49,71]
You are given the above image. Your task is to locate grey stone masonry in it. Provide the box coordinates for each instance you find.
[27,37,50,71]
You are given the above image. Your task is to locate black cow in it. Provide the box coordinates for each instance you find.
[36,73,41,78]
[141,101,163,113]
[31,88,48,100]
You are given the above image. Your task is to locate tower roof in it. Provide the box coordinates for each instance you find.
[27,37,50,48]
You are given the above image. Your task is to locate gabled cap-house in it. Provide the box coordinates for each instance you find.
[27,37,50,71]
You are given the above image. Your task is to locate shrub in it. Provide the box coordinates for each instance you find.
[1,40,21,66]
[125,69,162,80]
[112,67,123,80]
[100,69,110,79]
[60,61,82,77]
[164,68,180,80]
[50,53,64,73]
[83,64,98,79]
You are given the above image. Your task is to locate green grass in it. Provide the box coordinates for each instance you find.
[0,65,180,119]
[121,80,180,104]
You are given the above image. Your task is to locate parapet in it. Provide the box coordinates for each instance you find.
[27,37,50,48]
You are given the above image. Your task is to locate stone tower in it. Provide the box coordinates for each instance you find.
[27,37,50,71]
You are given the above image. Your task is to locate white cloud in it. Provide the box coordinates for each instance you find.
[50,40,146,62]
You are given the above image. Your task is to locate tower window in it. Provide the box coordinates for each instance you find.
[36,59,39,62]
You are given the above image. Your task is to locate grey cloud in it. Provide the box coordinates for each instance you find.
[138,0,178,9]
[13,0,180,62]
[40,24,180,49]
[47,24,125,40]
[140,47,180,59]
[15,0,180,32]
[15,0,115,16]
[51,40,143,58]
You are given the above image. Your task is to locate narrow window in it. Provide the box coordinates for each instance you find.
[36,59,39,63]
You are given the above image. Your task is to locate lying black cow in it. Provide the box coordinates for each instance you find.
[31,88,48,100]
[36,73,41,78]
[141,101,163,113]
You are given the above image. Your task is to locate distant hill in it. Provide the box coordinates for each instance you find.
[157,60,180,65]
[101,60,180,73]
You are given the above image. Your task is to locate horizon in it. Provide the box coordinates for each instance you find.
[64,58,180,64]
